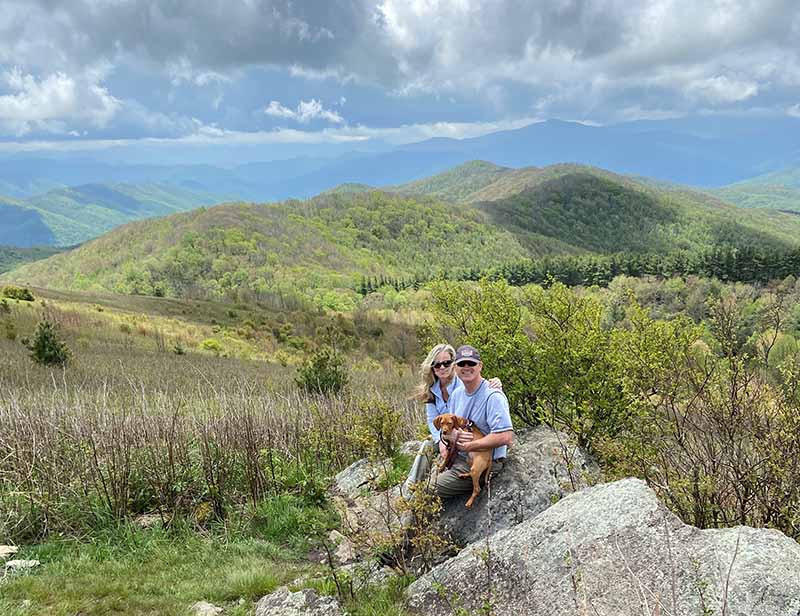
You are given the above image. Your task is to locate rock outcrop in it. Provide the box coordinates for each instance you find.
[255,587,344,616]
[331,428,595,550]
[406,478,800,616]
[439,426,597,545]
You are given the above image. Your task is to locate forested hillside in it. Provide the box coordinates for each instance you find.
[0,183,224,247]
[0,245,63,273]
[7,163,800,309]
[2,192,533,309]
[716,165,800,211]
[391,160,510,202]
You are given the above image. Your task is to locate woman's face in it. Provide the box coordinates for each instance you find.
[431,350,454,380]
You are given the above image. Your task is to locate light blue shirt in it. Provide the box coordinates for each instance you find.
[425,375,463,443]
[449,379,513,460]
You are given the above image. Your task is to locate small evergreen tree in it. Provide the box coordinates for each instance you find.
[23,319,70,366]
[295,347,348,394]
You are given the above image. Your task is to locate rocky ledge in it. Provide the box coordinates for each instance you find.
[406,478,800,616]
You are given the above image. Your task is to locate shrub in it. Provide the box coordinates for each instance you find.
[23,319,70,366]
[295,347,348,394]
[350,397,403,459]
[200,338,224,355]
[0,298,10,313]
[2,285,34,301]
[427,279,629,439]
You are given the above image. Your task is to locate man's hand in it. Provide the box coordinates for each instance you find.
[455,430,473,451]
[438,440,448,460]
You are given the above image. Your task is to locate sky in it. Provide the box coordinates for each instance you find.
[0,0,799,162]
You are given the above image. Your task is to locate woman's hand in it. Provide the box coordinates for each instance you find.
[488,377,503,390]
[439,440,448,460]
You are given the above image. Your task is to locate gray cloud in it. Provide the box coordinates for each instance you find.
[0,0,799,137]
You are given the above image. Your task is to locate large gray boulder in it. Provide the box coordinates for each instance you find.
[406,478,800,616]
[440,426,597,545]
[255,587,344,616]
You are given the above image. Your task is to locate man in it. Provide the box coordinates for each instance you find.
[435,344,514,500]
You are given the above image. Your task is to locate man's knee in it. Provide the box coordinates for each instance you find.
[434,460,473,499]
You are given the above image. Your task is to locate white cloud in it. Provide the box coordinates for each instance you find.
[167,57,232,87]
[370,0,800,117]
[685,75,759,104]
[264,98,344,123]
[0,67,120,136]
[788,103,800,118]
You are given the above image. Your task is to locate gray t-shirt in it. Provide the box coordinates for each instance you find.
[450,378,513,460]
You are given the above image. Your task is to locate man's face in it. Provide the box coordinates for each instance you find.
[456,358,482,387]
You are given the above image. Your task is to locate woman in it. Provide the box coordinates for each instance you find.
[412,343,501,446]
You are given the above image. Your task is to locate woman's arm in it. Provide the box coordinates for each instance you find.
[425,402,441,443]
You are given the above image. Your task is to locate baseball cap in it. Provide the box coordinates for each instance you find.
[454,345,481,364]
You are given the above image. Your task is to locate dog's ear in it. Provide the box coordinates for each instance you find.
[456,416,468,428]
[433,415,443,430]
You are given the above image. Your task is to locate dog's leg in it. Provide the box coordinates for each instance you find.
[464,458,493,509]
[465,471,481,509]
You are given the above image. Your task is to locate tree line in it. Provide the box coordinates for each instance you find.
[357,245,800,295]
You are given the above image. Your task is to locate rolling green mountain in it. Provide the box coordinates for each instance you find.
[0,245,64,274]
[391,160,511,202]
[7,163,800,310]
[715,166,800,211]
[1,191,536,310]
[1,183,224,247]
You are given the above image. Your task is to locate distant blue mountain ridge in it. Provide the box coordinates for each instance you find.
[1,115,799,248]
[1,116,798,200]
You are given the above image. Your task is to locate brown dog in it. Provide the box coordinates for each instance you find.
[433,413,493,508]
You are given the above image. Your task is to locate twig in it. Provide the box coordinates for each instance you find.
[721,530,741,616]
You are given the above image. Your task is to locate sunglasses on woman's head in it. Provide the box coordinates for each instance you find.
[431,359,453,369]
[456,361,477,368]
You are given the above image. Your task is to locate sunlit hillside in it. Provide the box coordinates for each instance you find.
[7,163,800,310]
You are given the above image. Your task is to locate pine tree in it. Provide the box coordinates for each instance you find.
[24,319,70,367]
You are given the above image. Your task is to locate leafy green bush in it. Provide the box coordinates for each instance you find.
[2,285,34,301]
[295,347,348,394]
[23,319,70,366]
[428,278,629,443]
[428,278,800,539]
[200,337,224,355]
[350,397,403,459]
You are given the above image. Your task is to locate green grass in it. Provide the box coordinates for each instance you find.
[0,527,309,616]
[304,572,414,616]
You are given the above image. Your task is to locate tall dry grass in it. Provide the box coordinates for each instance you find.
[0,319,421,543]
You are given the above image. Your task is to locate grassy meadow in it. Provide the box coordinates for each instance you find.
[0,287,422,615]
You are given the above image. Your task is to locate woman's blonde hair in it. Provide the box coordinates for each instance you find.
[410,343,455,403]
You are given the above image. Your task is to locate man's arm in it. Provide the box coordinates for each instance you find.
[460,430,513,453]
